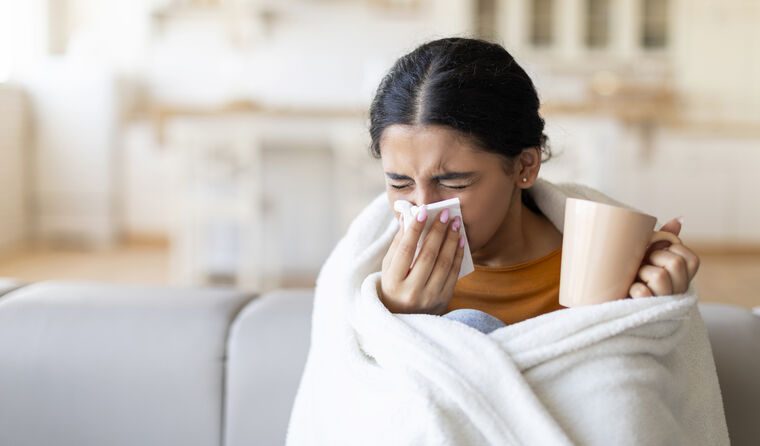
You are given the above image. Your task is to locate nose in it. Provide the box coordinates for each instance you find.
[411,186,441,207]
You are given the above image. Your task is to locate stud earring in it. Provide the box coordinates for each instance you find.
[522,178,528,183]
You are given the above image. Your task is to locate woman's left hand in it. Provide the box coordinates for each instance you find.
[629,218,701,298]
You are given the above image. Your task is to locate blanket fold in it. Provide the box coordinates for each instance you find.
[287,179,729,446]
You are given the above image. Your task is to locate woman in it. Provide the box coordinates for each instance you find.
[287,38,726,445]
[371,37,699,332]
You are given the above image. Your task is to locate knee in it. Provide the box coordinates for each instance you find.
[443,308,490,324]
[442,308,506,334]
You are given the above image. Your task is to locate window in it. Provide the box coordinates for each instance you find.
[641,0,668,49]
[530,0,554,47]
[586,0,610,49]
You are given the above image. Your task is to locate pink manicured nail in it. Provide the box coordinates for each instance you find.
[459,235,465,248]
[439,208,450,223]
[416,206,427,222]
[451,216,461,232]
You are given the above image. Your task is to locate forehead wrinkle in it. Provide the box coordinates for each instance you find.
[411,156,456,181]
[387,148,477,180]
[380,124,484,180]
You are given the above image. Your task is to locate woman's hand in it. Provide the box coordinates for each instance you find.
[380,207,466,315]
[629,218,701,298]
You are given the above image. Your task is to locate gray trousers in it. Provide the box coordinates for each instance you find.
[442,309,507,334]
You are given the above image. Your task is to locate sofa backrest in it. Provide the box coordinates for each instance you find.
[0,281,254,446]
[224,289,314,446]
[1,281,756,446]
[699,303,760,445]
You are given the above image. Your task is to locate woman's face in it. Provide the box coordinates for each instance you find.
[379,124,520,254]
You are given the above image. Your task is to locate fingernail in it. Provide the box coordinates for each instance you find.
[439,208,450,223]
[677,216,684,225]
[416,206,427,222]
[458,235,465,248]
[451,216,461,232]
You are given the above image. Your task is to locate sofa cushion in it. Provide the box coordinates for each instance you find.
[224,289,314,446]
[0,280,254,446]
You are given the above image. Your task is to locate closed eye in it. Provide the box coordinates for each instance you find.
[390,183,470,190]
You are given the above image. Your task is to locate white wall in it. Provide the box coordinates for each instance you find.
[22,57,119,246]
[672,0,760,123]
[146,0,476,108]
[625,127,760,243]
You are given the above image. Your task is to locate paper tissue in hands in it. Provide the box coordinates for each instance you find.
[393,197,475,279]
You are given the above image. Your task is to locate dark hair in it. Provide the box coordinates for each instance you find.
[369,37,550,165]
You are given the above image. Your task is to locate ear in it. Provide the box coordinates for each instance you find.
[515,147,542,188]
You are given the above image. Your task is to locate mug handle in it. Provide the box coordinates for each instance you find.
[648,230,681,247]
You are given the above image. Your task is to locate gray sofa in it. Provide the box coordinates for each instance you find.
[0,279,757,445]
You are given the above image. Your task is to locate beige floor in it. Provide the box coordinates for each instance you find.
[0,243,758,310]
[691,251,760,309]
[0,243,171,286]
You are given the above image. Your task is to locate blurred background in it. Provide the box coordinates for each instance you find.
[0,0,758,308]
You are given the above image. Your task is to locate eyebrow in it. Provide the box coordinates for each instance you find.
[385,171,477,181]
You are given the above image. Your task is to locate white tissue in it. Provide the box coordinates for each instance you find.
[393,197,475,279]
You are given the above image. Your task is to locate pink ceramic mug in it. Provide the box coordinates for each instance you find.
[559,198,681,307]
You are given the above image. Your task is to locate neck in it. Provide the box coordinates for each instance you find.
[471,191,562,267]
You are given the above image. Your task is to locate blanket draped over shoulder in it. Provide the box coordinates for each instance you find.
[286,179,729,446]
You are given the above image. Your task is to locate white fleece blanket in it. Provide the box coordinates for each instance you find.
[286,179,729,445]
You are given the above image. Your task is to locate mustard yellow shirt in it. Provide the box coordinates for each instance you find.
[446,247,564,325]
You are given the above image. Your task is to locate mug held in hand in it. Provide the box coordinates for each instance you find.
[559,198,682,307]
[393,198,475,279]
